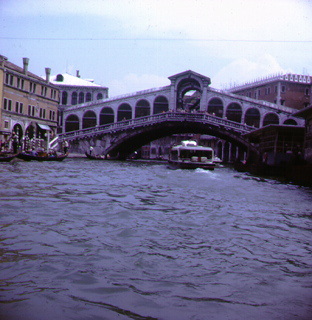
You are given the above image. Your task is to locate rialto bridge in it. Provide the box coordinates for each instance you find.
[59,70,303,160]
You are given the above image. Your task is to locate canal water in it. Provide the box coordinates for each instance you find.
[0,158,311,320]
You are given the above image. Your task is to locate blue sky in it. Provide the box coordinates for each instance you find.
[1,0,312,96]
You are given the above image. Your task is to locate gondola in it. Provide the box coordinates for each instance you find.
[85,152,106,160]
[0,153,18,162]
[17,152,68,162]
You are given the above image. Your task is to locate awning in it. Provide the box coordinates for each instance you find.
[37,123,52,131]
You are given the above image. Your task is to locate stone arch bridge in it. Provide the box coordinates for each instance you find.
[59,70,303,159]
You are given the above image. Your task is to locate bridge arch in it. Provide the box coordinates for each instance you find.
[226,102,242,123]
[117,103,132,121]
[65,114,79,132]
[263,112,279,126]
[101,115,258,160]
[135,99,150,118]
[244,107,260,127]
[176,78,202,111]
[283,118,298,125]
[153,95,169,114]
[83,110,97,129]
[207,97,224,117]
[100,107,114,125]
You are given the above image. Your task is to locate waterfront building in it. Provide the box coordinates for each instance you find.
[228,73,312,111]
[50,71,108,132]
[0,55,59,151]
[293,105,312,163]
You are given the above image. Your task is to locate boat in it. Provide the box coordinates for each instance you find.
[17,151,68,162]
[0,153,18,162]
[85,152,106,160]
[168,140,216,170]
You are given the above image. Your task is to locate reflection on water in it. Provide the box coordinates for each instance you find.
[0,159,311,320]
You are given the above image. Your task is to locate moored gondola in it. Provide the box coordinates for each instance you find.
[17,152,68,161]
[0,153,18,162]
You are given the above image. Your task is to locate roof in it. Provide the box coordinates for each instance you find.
[228,73,312,92]
[168,70,211,84]
[244,124,305,139]
[50,73,107,88]
[3,58,46,82]
[293,105,312,118]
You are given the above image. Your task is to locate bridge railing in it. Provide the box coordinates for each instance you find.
[59,112,255,141]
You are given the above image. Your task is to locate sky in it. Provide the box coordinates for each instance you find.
[1,0,312,97]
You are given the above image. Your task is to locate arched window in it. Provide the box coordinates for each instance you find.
[82,110,97,129]
[263,113,279,126]
[153,96,169,114]
[207,98,223,117]
[226,103,242,123]
[65,114,79,132]
[78,92,84,104]
[244,108,260,127]
[86,92,92,102]
[100,107,114,125]
[117,103,132,121]
[71,92,78,105]
[97,93,103,100]
[135,99,150,118]
[61,91,68,105]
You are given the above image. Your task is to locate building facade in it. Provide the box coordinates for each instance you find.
[0,55,59,152]
[228,74,312,111]
[50,72,108,132]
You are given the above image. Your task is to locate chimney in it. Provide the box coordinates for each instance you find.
[23,57,29,74]
[0,55,8,67]
[76,70,80,78]
[45,67,51,83]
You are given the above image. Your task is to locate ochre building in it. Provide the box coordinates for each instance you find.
[0,55,59,151]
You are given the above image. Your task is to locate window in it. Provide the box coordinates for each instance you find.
[41,86,47,96]
[30,82,36,93]
[305,88,310,95]
[15,102,19,113]
[4,98,12,111]
[4,121,9,129]
[19,103,23,113]
[281,85,286,93]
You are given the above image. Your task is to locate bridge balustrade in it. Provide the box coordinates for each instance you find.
[60,112,255,141]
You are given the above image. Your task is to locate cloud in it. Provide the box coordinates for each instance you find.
[211,54,289,89]
[107,73,170,96]
[3,0,312,41]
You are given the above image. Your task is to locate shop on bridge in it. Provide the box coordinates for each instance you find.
[244,125,305,166]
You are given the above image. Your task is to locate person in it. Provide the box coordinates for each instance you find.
[63,140,69,154]
[89,146,94,155]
